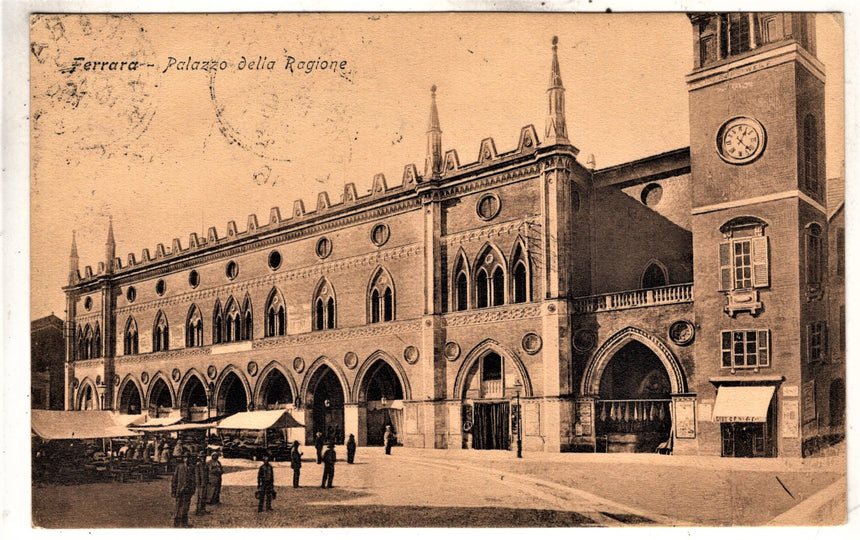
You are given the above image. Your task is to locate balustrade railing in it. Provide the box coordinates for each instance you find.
[572,283,693,314]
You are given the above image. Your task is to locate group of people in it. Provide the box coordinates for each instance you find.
[170,451,224,528]
[172,426,397,525]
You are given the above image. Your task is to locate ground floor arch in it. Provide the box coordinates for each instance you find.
[77,380,97,410]
[255,365,294,410]
[147,376,174,417]
[216,370,250,416]
[180,374,209,421]
[118,379,143,415]
[359,358,405,446]
[306,363,346,445]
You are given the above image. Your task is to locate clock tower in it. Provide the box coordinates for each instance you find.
[687,13,829,458]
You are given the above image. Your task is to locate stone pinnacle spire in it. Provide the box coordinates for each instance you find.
[424,84,443,179]
[105,217,116,274]
[69,230,79,284]
[544,36,569,145]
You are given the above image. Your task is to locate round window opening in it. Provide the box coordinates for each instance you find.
[84,296,93,311]
[476,193,501,220]
[641,183,663,207]
[315,237,332,259]
[155,279,166,296]
[226,261,239,280]
[126,286,137,303]
[188,270,200,288]
[370,223,390,247]
[268,250,282,270]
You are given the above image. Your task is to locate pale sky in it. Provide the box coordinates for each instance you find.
[29,12,845,320]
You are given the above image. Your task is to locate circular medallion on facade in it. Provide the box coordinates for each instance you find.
[126,286,136,303]
[522,333,543,355]
[404,345,420,364]
[189,270,200,288]
[247,361,258,377]
[573,329,597,353]
[172,368,182,382]
[95,374,101,385]
[268,250,282,270]
[443,341,461,362]
[207,365,217,380]
[344,351,358,370]
[141,372,150,385]
[641,183,663,207]
[114,374,120,387]
[72,378,79,388]
[669,320,696,346]
[476,193,501,221]
[293,356,305,373]
[315,237,332,259]
[547,303,557,313]
[225,260,239,280]
[370,223,390,247]
[155,279,166,296]
[84,296,93,311]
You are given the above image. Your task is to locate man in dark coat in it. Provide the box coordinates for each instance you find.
[290,441,303,488]
[346,434,357,464]
[207,452,223,504]
[314,432,324,464]
[257,454,275,512]
[321,443,336,489]
[171,454,196,528]
[194,451,210,515]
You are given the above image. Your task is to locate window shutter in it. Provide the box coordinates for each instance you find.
[751,236,769,287]
[758,330,770,367]
[719,241,732,291]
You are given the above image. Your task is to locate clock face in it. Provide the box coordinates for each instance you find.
[717,117,766,164]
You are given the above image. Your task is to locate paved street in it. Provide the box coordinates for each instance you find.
[32,445,845,528]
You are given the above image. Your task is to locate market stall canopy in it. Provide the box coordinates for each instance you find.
[130,422,218,433]
[712,385,775,423]
[31,410,140,440]
[114,413,146,427]
[131,411,183,428]
[217,409,304,430]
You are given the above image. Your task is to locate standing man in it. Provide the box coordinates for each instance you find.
[207,452,223,505]
[290,441,303,488]
[314,432,324,464]
[321,443,336,489]
[383,425,395,455]
[257,454,275,512]
[194,451,210,516]
[346,434,357,464]
[171,453,196,528]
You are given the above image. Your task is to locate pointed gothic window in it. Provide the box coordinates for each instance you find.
[186,305,203,347]
[265,289,286,337]
[511,243,530,304]
[368,268,395,323]
[124,317,138,355]
[224,299,241,343]
[82,324,94,360]
[453,253,469,311]
[476,269,489,308]
[93,323,101,358]
[153,311,169,352]
[213,301,223,344]
[243,297,253,340]
[313,279,336,331]
[474,245,506,308]
[642,262,668,289]
[806,223,824,294]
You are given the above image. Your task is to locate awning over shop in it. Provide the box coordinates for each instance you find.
[217,409,304,430]
[712,385,775,423]
[31,410,140,440]
[130,422,218,433]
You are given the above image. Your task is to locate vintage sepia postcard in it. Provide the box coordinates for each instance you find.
[24,9,847,532]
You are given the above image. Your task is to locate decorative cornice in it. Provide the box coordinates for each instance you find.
[445,304,541,327]
[438,163,542,199]
[445,218,540,247]
[115,346,212,365]
[72,359,104,369]
[115,244,422,315]
[254,319,423,348]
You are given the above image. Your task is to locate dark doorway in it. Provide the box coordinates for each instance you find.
[721,422,771,458]
[149,378,173,417]
[118,382,142,414]
[310,366,345,445]
[363,361,404,445]
[182,376,208,421]
[259,369,293,410]
[829,379,845,430]
[472,402,510,450]
[219,372,249,415]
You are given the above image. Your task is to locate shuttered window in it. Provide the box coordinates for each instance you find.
[721,329,770,369]
[719,235,768,291]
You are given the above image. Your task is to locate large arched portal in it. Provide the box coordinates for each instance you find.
[258,368,294,410]
[308,365,345,445]
[595,341,672,453]
[361,360,404,446]
[78,382,96,410]
[118,381,142,415]
[181,375,209,421]
[148,378,174,417]
[217,371,249,416]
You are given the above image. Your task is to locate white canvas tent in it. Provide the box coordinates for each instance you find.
[31,410,140,440]
[217,409,303,430]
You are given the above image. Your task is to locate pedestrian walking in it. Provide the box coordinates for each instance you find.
[207,452,223,504]
[171,453,196,528]
[384,425,395,455]
[290,441,303,488]
[256,454,275,512]
[321,443,336,488]
[314,432,324,464]
[194,451,210,515]
[346,434,356,464]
